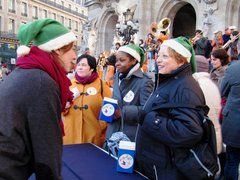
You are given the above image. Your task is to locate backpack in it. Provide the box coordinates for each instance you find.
[151,103,219,179]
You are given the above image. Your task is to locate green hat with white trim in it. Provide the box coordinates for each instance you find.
[161,36,197,73]
[118,44,145,67]
[17,18,77,57]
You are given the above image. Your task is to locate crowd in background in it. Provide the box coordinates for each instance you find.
[0,18,240,180]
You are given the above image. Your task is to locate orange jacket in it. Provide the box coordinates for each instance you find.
[63,77,112,147]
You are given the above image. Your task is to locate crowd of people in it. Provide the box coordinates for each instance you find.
[0,18,239,180]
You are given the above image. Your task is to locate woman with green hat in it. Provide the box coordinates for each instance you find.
[0,19,77,179]
[105,44,154,147]
[136,37,213,179]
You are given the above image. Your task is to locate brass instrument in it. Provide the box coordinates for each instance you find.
[158,18,171,33]
[222,33,240,49]
[149,22,158,37]
[149,18,171,38]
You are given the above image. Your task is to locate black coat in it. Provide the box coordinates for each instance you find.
[0,68,62,179]
[136,64,205,180]
[106,68,154,141]
[221,61,240,148]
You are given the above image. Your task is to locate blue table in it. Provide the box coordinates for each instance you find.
[62,143,146,180]
[29,143,146,180]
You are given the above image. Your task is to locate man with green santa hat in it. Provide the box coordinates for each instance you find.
[0,19,77,179]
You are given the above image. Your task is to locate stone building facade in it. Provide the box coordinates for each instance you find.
[0,0,87,69]
[84,0,240,56]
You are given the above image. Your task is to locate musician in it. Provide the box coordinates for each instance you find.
[228,30,240,61]
[211,30,224,51]
[144,33,157,72]
[192,29,212,59]
[222,28,231,46]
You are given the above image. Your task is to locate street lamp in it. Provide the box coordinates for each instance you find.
[115,8,139,44]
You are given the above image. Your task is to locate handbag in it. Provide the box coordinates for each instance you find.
[106,114,131,157]
[150,103,219,179]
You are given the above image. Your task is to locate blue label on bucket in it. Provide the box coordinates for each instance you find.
[99,98,118,123]
[117,149,135,173]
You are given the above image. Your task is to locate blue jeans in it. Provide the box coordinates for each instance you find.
[224,146,240,180]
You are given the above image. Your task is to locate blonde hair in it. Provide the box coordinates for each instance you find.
[168,47,188,65]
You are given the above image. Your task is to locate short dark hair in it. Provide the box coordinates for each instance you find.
[115,42,121,46]
[195,29,203,34]
[77,54,97,72]
[107,54,116,66]
[211,49,229,66]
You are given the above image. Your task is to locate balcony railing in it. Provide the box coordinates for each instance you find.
[8,9,16,13]
[0,31,17,40]
[21,12,28,17]
[0,5,2,10]
[39,0,88,20]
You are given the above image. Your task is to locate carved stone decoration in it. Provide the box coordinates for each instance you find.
[203,0,217,4]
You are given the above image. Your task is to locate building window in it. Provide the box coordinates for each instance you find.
[32,6,38,19]
[76,7,78,12]
[8,19,15,33]
[61,1,64,7]
[69,4,71,10]
[8,0,15,13]
[43,9,47,18]
[52,13,56,20]
[61,16,64,25]
[68,19,71,29]
[0,0,2,10]
[75,21,78,31]
[21,2,27,17]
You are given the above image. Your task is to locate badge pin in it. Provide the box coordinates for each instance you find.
[87,87,97,95]
[123,90,135,102]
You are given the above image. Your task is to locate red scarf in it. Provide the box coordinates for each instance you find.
[17,46,73,135]
[75,71,98,84]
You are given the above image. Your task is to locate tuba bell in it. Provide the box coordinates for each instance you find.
[149,22,158,37]
[158,18,171,34]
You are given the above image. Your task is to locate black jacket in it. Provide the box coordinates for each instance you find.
[106,68,154,141]
[0,68,62,180]
[136,64,205,179]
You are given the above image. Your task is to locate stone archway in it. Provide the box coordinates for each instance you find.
[104,15,118,51]
[172,4,196,38]
[225,0,240,29]
[96,9,118,55]
[156,0,198,38]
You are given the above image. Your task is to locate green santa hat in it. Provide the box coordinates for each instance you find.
[118,44,145,67]
[161,36,197,73]
[17,18,77,57]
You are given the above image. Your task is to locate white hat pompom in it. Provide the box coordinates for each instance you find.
[17,45,31,57]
